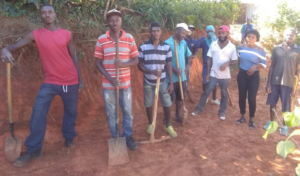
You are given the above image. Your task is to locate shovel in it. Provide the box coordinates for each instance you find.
[290,75,299,112]
[4,63,22,162]
[174,41,188,126]
[108,36,129,166]
[138,70,171,144]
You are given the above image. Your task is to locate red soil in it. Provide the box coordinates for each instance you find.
[0,16,299,176]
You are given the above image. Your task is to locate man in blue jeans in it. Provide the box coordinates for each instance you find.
[1,4,84,167]
[191,25,237,120]
[94,9,139,150]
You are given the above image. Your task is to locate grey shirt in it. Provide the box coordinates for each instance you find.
[271,43,300,88]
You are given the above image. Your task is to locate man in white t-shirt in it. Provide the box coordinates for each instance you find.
[191,25,237,120]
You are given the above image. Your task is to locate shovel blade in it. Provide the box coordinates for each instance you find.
[108,137,129,166]
[182,106,188,126]
[5,137,22,162]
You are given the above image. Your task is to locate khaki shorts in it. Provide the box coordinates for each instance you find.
[144,80,172,108]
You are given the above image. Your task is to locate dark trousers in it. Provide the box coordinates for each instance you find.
[25,83,79,153]
[237,69,260,118]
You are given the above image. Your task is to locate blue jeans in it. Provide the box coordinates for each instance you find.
[25,83,79,153]
[196,77,229,114]
[102,86,133,138]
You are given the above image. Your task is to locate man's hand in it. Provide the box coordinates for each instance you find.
[151,69,162,77]
[78,81,84,91]
[247,65,256,75]
[115,59,123,68]
[205,74,210,82]
[173,68,182,77]
[164,84,174,94]
[219,63,229,71]
[1,48,14,63]
[266,83,271,94]
[109,78,120,88]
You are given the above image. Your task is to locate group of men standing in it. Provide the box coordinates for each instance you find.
[1,4,300,168]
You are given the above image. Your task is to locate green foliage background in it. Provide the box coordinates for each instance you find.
[261,2,300,53]
[0,0,240,33]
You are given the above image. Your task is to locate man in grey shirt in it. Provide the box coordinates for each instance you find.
[264,28,300,136]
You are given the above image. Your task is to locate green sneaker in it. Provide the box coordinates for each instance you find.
[147,124,153,135]
[165,126,177,138]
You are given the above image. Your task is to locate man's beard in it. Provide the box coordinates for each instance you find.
[219,36,227,42]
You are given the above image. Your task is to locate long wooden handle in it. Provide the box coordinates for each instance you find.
[290,75,298,112]
[150,70,161,143]
[7,63,12,124]
[174,41,184,100]
[115,36,120,138]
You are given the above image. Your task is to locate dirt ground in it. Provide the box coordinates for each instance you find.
[1,64,300,176]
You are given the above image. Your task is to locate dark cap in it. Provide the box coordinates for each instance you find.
[106,9,122,19]
[188,25,195,30]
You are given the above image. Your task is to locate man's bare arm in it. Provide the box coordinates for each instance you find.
[67,36,84,90]
[1,32,35,62]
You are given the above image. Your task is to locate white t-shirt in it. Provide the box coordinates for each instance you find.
[207,40,238,79]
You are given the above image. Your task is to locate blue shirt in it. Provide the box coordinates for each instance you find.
[195,36,210,67]
[238,46,267,70]
[165,36,192,83]
[184,38,197,55]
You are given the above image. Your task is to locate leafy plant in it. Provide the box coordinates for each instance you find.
[263,107,300,175]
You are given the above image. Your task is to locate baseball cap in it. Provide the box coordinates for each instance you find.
[106,9,122,19]
[188,25,195,30]
[176,23,192,35]
[218,25,230,32]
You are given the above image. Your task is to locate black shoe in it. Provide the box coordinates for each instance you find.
[126,136,138,151]
[13,149,42,167]
[175,116,190,124]
[65,139,74,148]
[249,120,256,130]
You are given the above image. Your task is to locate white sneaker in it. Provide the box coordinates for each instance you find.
[206,98,208,104]
[211,99,220,106]
[219,113,226,120]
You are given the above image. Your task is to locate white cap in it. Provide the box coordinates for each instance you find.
[176,23,192,35]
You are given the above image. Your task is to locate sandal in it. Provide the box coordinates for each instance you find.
[236,117,246,124]
[249,120,255,129]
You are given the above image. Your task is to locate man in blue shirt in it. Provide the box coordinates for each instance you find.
[195,25,220,105]
[184,25,197,95]
[241,18,253,44]
[165,23,193,123]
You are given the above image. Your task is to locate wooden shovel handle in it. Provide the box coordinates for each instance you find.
[115,36,120,138]
[174,41,184,100]
[290,75,298,112]
[149,69,161,143]
[7,63,12,124]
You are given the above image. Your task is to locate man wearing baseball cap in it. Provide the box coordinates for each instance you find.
[191,25,238,120]
[165,23,193,123]
[184,25,198,98]
[94,9,139,150]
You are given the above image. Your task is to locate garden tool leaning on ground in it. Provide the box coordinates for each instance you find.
[4,63,22,162]
[290,75,299,112]
[174,41,188,126]
[138,69,171,144]
[108,36,130,166]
